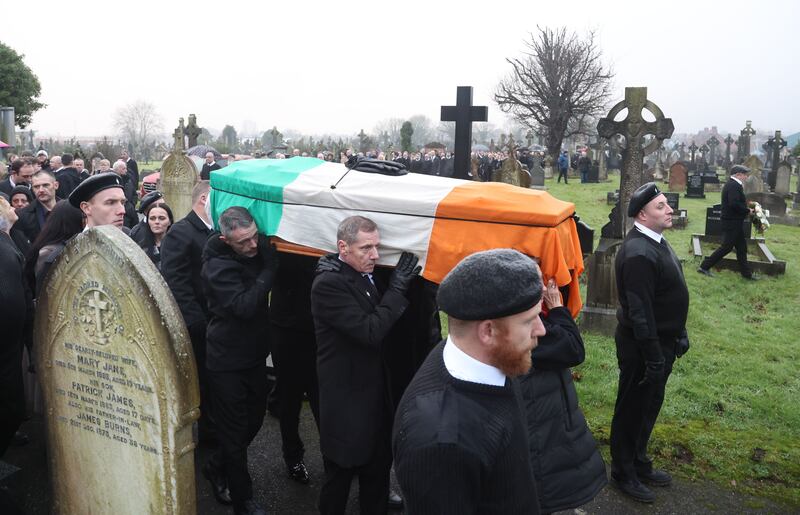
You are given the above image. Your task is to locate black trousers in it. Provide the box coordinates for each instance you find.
[207,364,268,503]
[188,322,215,441]
[0,346,24,458]
[270,325,320,466]
[701,219,752,277]
[610,327,677,481]
[319,438,391,515]
[557,168,568,183]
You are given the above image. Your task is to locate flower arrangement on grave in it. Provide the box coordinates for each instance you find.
[748,201,770,233]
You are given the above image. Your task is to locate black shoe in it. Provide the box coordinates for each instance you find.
[638,469,672,487]
[743,275,759,281]
[202,463,232,505]
[697,267,714,277]
[11,431,29,446]
[610,474,655,503]
[233,499,266,515]
[388,490,404,510]
[287,461,309,484]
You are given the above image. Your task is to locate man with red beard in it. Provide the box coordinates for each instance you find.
[393,249,545,515]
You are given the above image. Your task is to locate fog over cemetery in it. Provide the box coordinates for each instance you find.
[1,0,799,514]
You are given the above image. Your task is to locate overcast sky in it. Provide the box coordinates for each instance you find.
[3,0,798,140]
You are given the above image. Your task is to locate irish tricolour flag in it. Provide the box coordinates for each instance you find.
[209,157,584,315]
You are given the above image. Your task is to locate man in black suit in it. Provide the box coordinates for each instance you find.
[0,158,34,196]
[16,170,59,243]
[160,181,215,441]
[201,151,222,180]
[120,150,139,191]
[698,165,755,280]
[311,216,420,514]
[55,154,82,199]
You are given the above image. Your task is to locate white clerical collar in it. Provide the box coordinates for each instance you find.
[443,335,506,386]
[208,161,216,166]
[633,221,663,243]
[731,176,743,186]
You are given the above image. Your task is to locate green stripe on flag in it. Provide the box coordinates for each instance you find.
[209,157,325,234]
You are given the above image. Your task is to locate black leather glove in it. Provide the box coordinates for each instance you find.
[638,360,665,387]
[676,331,690,358]
[388,251,421,294]
[258,239,279,271]
[316,253,342,274]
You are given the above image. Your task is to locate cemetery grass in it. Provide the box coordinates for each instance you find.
[545,173,800,506]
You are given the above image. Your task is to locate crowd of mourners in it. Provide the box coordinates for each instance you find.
[0,146,685,515]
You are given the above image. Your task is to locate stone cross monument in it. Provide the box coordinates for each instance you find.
[163,118,199,219]
[441,86,488,180]
[688,141,698,164]
[724,134,735,171]
[597,87,674,237]
[184,114,202,149]
[738,120,756,160]
[706,135,719,166]
[35,226,200,514]
[765,130,787,191]
[173,118,186,152]
[699,143,710,164]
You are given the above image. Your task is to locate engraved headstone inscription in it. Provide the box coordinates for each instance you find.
[35,227,200,514]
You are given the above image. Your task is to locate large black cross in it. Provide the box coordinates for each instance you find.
[441,86,488,180]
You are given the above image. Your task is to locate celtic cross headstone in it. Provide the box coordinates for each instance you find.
[724,134,735,172]
[596,87,674,237]
[706,136,719,166]
[688,141,698,164]
[184,114,202,149]
[738,120,756,160]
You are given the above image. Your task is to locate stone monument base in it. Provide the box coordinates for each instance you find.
[578,238,621,337]
[691,234,786,275]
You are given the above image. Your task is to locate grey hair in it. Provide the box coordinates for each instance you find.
[112,160,127,172]
[219,206,255,237]
[337,215,378,245]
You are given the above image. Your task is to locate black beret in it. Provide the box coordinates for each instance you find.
[627,182,662,217]
[437,249,543,321]
[68,172,124,207]
[138,190,164,213]
[730,164,751,175]
[10,185,34,202]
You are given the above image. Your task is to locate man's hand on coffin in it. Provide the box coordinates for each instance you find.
[388,251,421,294]
[257,238,279,271]
[316,253,342,274]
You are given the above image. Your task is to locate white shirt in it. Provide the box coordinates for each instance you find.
[731,176,743,186]
[633,221,663,243]
[442,335,506,386]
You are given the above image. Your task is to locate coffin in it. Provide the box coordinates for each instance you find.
[209,157,585,315]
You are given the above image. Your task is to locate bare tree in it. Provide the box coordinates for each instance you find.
[113,100,164,156]
[372,117,405,148]
[494,27,614,159]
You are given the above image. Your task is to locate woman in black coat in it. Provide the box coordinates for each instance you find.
[25,200,84,297]
[136,203,173,270]
[0,197,28,457]
[519,278,607,514]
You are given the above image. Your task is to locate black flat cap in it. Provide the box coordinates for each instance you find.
[730,164,751,175]
[627,182,662,217]
[10,185,34,202]
[68,172,124,207]
[437,249,543,321]
[138,190,164,213]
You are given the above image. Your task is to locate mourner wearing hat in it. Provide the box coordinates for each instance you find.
[130,190,166,243]
[610,182,690,503]
[311,215,420,514]
[698,165,756,280]
[68,172,127,230]
[393,249,545,515]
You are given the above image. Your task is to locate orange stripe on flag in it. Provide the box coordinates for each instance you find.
[424,182,585,317]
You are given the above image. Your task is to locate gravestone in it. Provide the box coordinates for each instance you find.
[543,155,554,179]
[765,131,787,191]
[743,155,763,176]
[184,114,202,149]
[35,226,200,514]
[575,216,594,255]
[685,173,706,198]
[586,162,599,183]
[705,204,752,238]
[747,191,786,216]
[738,120,756,160]
[161,119,200,219]
[669,162,688,192]
[585,87,673,336]
[441,86,488,180]
[663,191,687,229]
[724,134,735,172]
[743,173,765,195]
[706,136,720,166]
[775,162,792,197]
[529,157,545,189]
[607,190,619,205]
